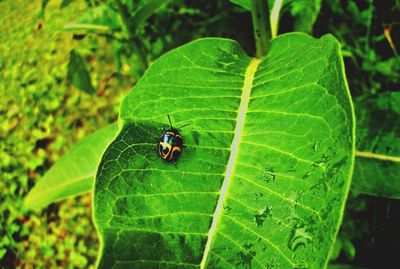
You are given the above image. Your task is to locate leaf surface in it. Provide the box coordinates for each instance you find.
[24,123,118,211]
[289,0,321,33]
[129,0,175,30]
[352,92,400,199]
[67,49,96,94]
[94,34,354,268]
[64,5,122,32]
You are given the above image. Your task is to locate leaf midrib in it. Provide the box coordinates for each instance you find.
[200,58,261,268]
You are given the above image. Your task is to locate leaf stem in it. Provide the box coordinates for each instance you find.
[270,0,283,38]
[364,0,374,53]
[250,0,271,58]
[355,151,400,162]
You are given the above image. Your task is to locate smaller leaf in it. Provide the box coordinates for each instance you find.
[64,23,112,32]
[328,265,368,269]
[230,0,251,10]
[60,0,73,9]
[290,0,321,33]
[39,0,50,19]
[67,49,95,95]
[342,239,356,260]
[64,5,122,32]
[23,123,118,211]
[129,0,175,30]
[0,248,6,260]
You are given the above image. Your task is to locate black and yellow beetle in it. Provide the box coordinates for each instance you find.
[157,115,188,163]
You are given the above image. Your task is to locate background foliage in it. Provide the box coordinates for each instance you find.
[0,0,399,268]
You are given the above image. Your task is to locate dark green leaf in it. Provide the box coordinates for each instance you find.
[230,0,275,11]
[60,0,73,9]
[230,0,251,10]
[39,0,50,19]
[129,0,175,30]
[67,49,96,95]
[94,34,354,268]
[352,92,400,199]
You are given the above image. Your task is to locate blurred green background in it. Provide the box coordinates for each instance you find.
[1,0,399,268]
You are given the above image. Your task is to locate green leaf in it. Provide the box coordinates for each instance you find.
[230,0,252,10]
[60,0,73,9]
[94,34,355,268]
[129,0,175,30]
[39,0,50,19]
[24,123,118,211]
[352,92,400,199]
[0,248,6,260]
[64,5,122,32]
[67,49,96,95]
[328,265,368,269]
[289,0,321,34]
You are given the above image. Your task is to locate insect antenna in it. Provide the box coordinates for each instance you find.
[167,114,173,129]
[178,123,191,129]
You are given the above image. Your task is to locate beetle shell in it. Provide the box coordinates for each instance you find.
[157,130,184,162]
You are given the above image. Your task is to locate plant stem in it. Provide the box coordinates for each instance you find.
[250,0,271,58]
[115,0,148,71]
[364,0,374,53]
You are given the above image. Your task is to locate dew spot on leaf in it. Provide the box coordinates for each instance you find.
[254,206,273,227]
[289,227,313,251]
[263,168,276,183]
[236,242,256,269]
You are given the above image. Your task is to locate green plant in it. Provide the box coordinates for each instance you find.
[16,0,400,268]
[53,0,189,93]
[0,1,126,267]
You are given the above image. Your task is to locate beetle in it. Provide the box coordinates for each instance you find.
[157,115,189,163]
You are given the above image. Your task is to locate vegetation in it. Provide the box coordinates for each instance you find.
[1,0,399,268]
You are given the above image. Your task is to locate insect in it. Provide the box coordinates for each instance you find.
[157,115,189,163]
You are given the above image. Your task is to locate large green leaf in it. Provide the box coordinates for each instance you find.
[94,34,355,268]
[352,92,400,199]
[24,123,118,211]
